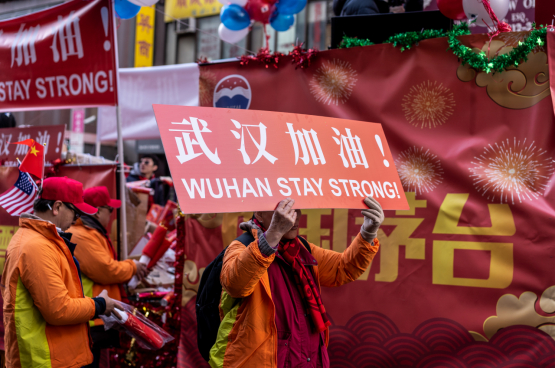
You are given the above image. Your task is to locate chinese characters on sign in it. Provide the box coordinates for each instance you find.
[0,0,117,111]
[154,105,408,213]
[134,5,155,68]
[0,125,65,166]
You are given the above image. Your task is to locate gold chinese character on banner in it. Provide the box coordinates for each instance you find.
[134,6,155,68]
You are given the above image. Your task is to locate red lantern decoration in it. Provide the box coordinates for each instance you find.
[437,0,466,20]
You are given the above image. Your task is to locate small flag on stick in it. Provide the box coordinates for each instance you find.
[12,139,44,179]
[0,169,37,216]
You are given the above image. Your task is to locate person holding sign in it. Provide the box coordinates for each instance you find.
[208,196,383,367]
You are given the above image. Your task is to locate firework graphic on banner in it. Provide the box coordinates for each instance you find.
[395,146,444,194]
[402,80,455,129]
[469,138,555,204]
[199,70,217,107]
[309,59,358,105]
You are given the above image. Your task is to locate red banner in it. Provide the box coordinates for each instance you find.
[0,0,118,111]
[177,32,555,367]
[154,105,408,213]
[0,125,64,166]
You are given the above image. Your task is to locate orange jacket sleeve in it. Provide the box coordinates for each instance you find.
[220,232,274,299]
[310,233,379,288]
[72,227,136,285]
[19,240,96,326]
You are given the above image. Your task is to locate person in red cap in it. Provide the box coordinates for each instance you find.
[70,186,148,368]
[2,177,123,368]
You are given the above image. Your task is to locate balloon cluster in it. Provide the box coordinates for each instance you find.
[115,0,160,20]
[219,0,307,44]
[437,0,509,28]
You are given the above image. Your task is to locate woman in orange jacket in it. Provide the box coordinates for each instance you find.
[210,196,384,368]
[70,186,148,368]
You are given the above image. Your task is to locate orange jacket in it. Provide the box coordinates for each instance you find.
[2,214,96,368]
[70,218,136,325]
[213,230,379,368]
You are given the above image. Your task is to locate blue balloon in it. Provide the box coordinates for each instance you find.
[220,4,251,31]
[270,12,294,32]
[276,0,306,15]
[115,0,141,19]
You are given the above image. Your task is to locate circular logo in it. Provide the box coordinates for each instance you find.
[213,74,252,109]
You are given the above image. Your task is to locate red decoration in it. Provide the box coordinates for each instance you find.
[240,48,284,68]
[289,43,319,69]
[109,215,185,367]
[196,56,210,64]
[244,0,274,24]
[142,225,168,259]
[437,0,466,20]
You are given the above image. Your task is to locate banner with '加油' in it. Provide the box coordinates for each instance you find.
[176,31,555,368]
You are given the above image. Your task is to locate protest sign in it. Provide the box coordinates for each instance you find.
[0,0,118,111]
[0,125,64,166]
[153,105,408,213]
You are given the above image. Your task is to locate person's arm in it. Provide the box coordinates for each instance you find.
[313,196,384,287]
[20,244,95,326]
[311,234,379,287]
[74,231,137,285]
[221,198,298,298]
[220,233,275,299]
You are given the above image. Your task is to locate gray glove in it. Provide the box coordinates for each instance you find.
[360,196,384,242]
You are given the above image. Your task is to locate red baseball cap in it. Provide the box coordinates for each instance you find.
[41,177,97,215]
[83,186,121,209]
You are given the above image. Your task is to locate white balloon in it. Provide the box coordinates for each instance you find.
[218,23,249,44]
[463,0,509,28]
[217,0,248,6]
[127,0,159,6]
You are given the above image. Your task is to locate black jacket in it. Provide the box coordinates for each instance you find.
[333,0,423,16]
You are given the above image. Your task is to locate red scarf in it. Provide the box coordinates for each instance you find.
[253,218,331,333]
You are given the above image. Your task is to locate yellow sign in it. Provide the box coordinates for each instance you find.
[134,5,156,68]
[164,0,222,21]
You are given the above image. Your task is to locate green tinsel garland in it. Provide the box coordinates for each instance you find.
[447,25,547,74]
[338,37,374,48]
[339,23,548,74]
[385,22,470,51]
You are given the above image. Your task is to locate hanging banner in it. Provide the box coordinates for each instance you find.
[97,63,200,142]
[153,105,409,213]
[0,125,65,166]
[0,0,118,111]
[164,0,222,21]
[176,32,555,367]
[134,5,156,68]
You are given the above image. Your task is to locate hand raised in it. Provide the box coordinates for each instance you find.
[360,196,384,241]
[265,198,297,246]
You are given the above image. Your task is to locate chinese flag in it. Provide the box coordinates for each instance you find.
[13,139,44,179]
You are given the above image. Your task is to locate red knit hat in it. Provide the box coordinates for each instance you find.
[41,177,97,215]
[83,186,121,209]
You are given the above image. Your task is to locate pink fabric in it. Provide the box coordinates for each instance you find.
[267,245,329,368]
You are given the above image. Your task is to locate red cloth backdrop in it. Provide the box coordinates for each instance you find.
[177,32,555,367]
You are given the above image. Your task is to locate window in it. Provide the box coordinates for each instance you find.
[196,15,221,60]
